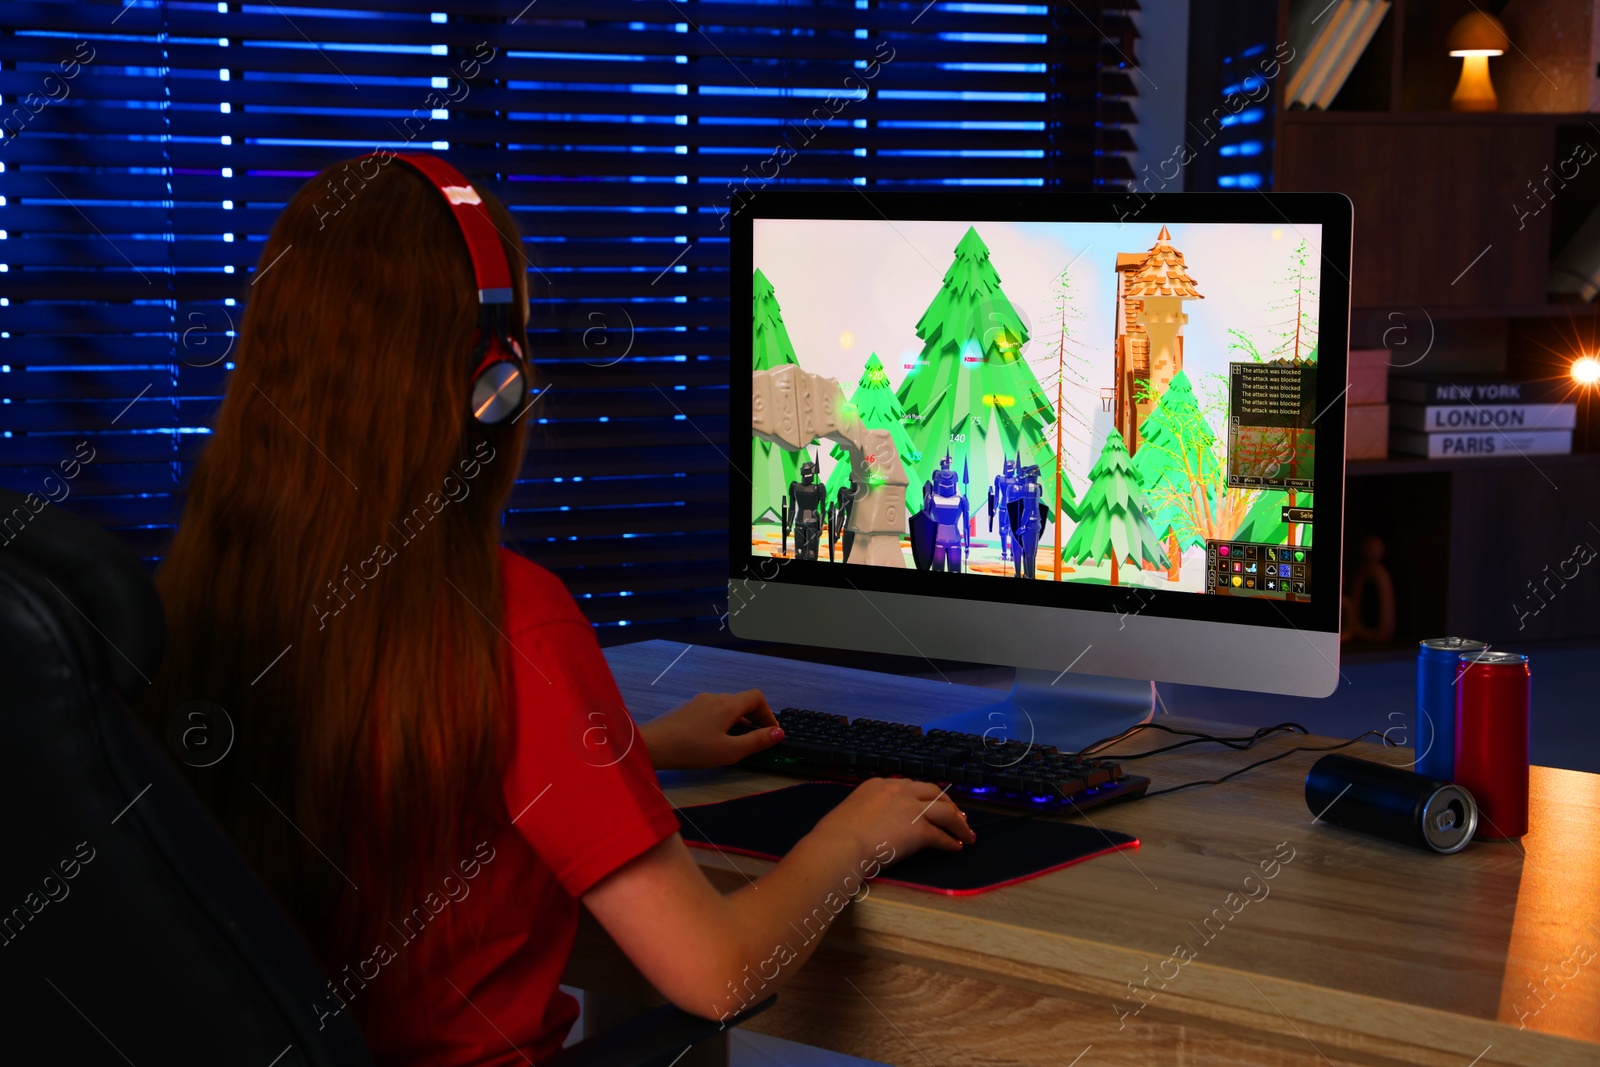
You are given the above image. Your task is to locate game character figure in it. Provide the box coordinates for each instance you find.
[987,455,1020,562]
[915,452,970,572]
[1004,463,1053,579]
[782,451,826,561]
[828,477,860,563]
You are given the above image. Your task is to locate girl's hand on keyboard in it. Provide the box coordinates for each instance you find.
[640,689,784,770]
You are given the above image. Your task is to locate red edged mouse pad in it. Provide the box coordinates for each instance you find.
[675,781,1139,896]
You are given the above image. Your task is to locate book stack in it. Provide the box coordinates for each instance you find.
[1344,349,1389,459]
[1284,0,1393,110]
[1390,377,1575,458]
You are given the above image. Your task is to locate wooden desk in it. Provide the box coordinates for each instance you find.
[563,640,1600,1067]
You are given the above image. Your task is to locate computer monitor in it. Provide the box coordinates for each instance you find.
[728,191,1352,748]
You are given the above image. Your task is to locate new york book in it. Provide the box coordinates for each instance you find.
[1389,376,1569,406]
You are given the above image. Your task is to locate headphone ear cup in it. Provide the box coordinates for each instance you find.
[469,334,526,425]
[471,361,524,425]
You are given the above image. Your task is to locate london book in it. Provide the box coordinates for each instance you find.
[1389,402,1576,432]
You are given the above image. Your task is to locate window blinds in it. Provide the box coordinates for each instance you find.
[0,0,1137,644]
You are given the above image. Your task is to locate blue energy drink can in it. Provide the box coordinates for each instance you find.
[1415,637,1487,781]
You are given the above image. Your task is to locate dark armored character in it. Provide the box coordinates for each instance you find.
[1005,462,1052,579]
[782,452,826,561]
[987,455,1020,562]
[828,476,861,563]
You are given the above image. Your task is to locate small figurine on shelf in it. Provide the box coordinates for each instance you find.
[782,450,826,561]
[1341,534,1396,644]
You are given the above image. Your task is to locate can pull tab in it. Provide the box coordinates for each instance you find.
[1435,809,1457,832]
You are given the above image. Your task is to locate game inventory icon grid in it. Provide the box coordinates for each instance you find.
[1205,540,1311,599]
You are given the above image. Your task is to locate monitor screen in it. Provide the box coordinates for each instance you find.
[730,192,1351,694]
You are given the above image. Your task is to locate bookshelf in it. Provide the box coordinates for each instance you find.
[1273,0,1600,326]
[1269,0,1600,646]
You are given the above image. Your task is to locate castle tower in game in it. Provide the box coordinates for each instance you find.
[1112,226,1203,455]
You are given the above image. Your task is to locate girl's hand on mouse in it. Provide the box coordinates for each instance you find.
[809,777,975,863]
[640,689,783,770]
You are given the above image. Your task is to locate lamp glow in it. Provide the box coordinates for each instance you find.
[1447,13,1509,112]
[1572,355,1600,386]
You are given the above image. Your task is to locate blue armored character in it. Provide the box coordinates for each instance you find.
[987,455,1020,562]
[782,451,826,561]
[911,452,970,572]
[1004,462,1053,579]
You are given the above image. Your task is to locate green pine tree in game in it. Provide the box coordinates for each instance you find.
[1062,429,1170,586]
[825,352,925,514]
[1226,236,1319,365]
[1131,370,1220,578]
[1272,235,1319,364]
[751,268,804,523]
[895,226,1058,506]
[1224,236,1318,546]
[1232,489,1316,547]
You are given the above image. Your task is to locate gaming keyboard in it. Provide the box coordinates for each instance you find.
[736,708,1150,814]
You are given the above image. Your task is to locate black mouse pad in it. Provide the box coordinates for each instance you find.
[675,781,1138,896]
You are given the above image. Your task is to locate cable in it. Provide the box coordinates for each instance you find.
[1078,720,1300,757]
[1063,719,1397,802]
[1118,726,1307,761]
[1078,720,1309,761]
[1138,729,1392,799]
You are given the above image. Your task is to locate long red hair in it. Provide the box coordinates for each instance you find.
[138,157,531,982]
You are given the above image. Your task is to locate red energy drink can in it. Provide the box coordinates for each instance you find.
[1454,650,1531,839]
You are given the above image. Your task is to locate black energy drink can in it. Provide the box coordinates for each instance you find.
[1305,753,1477,854]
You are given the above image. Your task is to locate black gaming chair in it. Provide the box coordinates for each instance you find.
[0,489,767,1066]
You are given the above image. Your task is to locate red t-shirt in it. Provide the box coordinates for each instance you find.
[358,547,679,1066]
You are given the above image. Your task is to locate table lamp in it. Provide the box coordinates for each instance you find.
[1448,12,1509,112]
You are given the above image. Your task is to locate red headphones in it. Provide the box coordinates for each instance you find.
[378,153,528,425]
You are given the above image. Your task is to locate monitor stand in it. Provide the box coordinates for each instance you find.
[924,667,1157,754]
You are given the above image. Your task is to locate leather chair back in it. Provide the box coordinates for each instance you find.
[0,489,371,1065]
